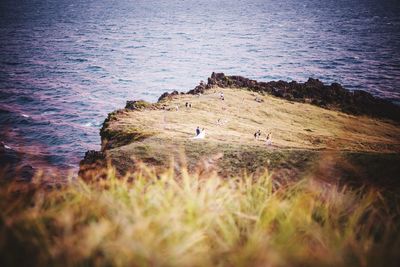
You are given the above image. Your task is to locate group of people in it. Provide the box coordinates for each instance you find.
[192,92,223,139]
[173,102,192,111]
[193,127,272,146]
[189,91,273,146]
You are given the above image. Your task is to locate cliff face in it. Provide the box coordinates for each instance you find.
[80,73,400,187]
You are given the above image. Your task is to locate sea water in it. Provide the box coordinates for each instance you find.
[0,0,399,172]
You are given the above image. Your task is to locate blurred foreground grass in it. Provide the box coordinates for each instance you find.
[1,164,399,267]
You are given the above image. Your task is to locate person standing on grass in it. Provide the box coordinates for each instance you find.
[196,126,201,136]
[193,128,206,139]
[266,132,272,146]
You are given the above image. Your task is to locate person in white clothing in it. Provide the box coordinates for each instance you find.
[193,128,206,139]
[266,132,272,146]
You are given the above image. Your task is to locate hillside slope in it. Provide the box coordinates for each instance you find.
[80,80,400,187]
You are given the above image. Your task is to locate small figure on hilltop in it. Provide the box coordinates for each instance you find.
[254,130,261,140]
[266,132,272,146]
[255,97,264,103]
[193,127,206,139]
[216,118,228,126]
[175,105,179,111]
[220,92,224,101]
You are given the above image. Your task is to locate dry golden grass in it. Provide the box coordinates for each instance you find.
[2,89,400,267]
[108,87,400,153]
[1,165,400,267]
[98,87,400,177]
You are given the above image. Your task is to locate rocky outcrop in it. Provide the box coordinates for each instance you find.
[78,150,107,181]
[80,150,106,165]
[118,72,400,124]
[158,90,182,102]
[186,81,209,96]
[195,72,400,122]
[125,100,156,110]
[155,72,399,121]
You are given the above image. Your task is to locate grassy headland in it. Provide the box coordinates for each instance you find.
[90,85,400,188]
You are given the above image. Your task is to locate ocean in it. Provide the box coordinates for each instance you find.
[0,0,399,173]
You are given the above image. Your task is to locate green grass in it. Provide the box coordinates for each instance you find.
[1,164,399,267]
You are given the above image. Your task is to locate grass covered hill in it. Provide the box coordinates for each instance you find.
[80,75,400,187]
